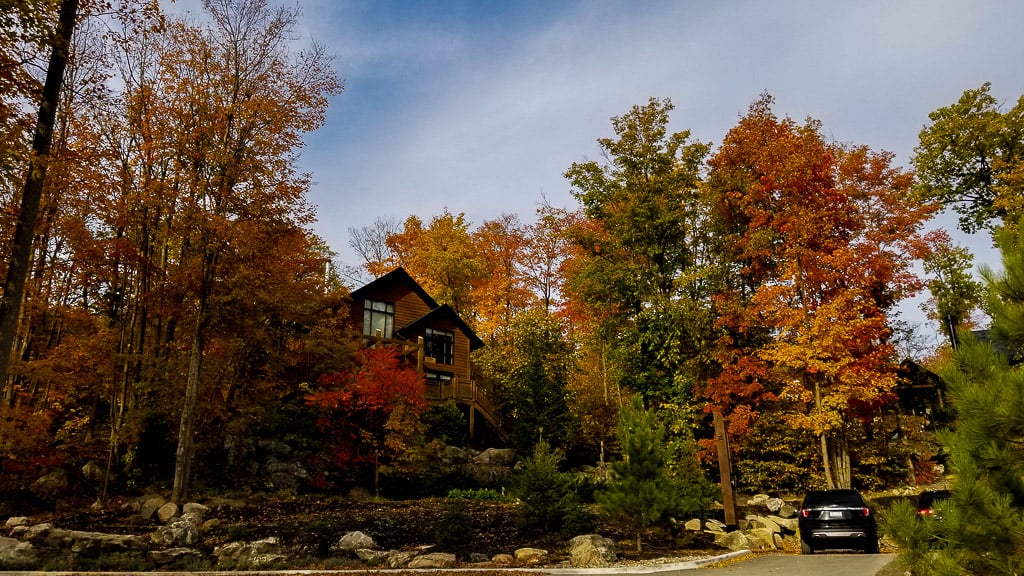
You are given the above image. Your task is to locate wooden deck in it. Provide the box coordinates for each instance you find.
[424,377,503,438]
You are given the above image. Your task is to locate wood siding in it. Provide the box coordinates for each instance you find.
[349,279,472,383]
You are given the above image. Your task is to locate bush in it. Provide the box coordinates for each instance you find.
[446,488,507,501]
[434,498,473,545]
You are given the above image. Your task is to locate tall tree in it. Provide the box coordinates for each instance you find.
[913,83,1024,233]
[386,210,484,319]
[306,346,430,494]
[475,308,572,452]
[347,215,399,282]
[471,213,535,341]
[563,97,716,405]
[0,0,78,400]
[706,94,939,488]
[156,0,340,502]
[922,243,983,350]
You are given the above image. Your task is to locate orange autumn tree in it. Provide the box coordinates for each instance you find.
[470,213,537,341]
[385,210,484,320]
[705,95,940,488]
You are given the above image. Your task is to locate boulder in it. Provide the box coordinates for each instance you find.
[464,463,512,485]
[215,537,286,569]
[182,502,209,517]
[139,496,166,520]
[714,530,754,552]
[4,517,29,528]
[408,552,457,568]
[0,536,38,568]
[81,461,104,484]
[779,503,798,518]
[441,445,471,464]
[472,447,516,466]
[567,534,617,567]
[767,515,799,533]
[747,528,777,550]
[746,515,781,533]
[354,548,387,564]
[156,502,179,524]
[153,512,201,547]
[683,518,702,531]
[766,497,785,513]
[514,547,549,564]
[492,553,514,564]
[335,530,377,552]
[746,494,770,506]
[705,519,727,533]
[30,469,68,503]
[468,552,489,563]
[150,547,203,566]
[385,550,415,568]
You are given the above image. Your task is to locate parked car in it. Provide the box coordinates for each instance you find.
[798,489,879,554]
[916,489,951,517]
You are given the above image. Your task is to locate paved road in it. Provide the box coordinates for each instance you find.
[681,553,897,576]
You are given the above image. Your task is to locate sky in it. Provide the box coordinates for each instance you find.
[168,0,1024,338]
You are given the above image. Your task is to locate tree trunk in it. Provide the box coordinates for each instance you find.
[826,429,852,489]
[171,306,204,503]
[0,0,79,400]
[171,249,215,503]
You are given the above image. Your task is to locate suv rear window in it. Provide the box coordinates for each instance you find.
[803,489,865,507]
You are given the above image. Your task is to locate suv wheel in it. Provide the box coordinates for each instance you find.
[801,539,814,554]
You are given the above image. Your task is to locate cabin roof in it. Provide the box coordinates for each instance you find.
[396,304,485,351]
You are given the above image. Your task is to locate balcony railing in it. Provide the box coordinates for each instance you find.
[424,377,501,430]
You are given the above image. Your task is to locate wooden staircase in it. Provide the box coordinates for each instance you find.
[424,377,505,440]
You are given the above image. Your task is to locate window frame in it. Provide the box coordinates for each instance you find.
[424,327,455,365]
[362,299,395,338]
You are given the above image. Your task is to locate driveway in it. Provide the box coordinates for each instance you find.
[683,553,897,576]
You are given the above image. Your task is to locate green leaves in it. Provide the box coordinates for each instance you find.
[596,397,682,552]
[913,83,1024,233]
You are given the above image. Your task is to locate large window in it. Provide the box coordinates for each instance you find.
[424,328,454,365]
[363,299,394,338]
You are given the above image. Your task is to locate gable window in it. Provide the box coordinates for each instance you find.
[424,328,454,365]
[363,299,394,338]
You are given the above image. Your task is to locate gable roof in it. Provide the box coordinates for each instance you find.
[395,304,485,351]
[350,267,439,309]
[351,267,484,351]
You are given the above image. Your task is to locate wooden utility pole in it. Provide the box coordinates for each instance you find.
[714,411,738,528]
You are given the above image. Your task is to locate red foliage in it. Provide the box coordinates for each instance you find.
[306,346,427,473]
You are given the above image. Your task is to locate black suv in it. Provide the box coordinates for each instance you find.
[798,489,878,554]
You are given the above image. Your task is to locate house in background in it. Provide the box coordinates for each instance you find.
[348,267,502,440]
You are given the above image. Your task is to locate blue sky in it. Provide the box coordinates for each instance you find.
[169,0,1024,337]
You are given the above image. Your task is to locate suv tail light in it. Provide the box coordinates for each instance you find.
[800,508,810,518]
[863,507,871,517]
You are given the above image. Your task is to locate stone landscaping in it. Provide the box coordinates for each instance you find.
[0,491,809,571]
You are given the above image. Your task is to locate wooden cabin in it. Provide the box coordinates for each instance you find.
[348,267,501,439]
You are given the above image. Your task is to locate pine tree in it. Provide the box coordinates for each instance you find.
[885,225,1024,575]
[509,439,571,532]
[596,396,677,552]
